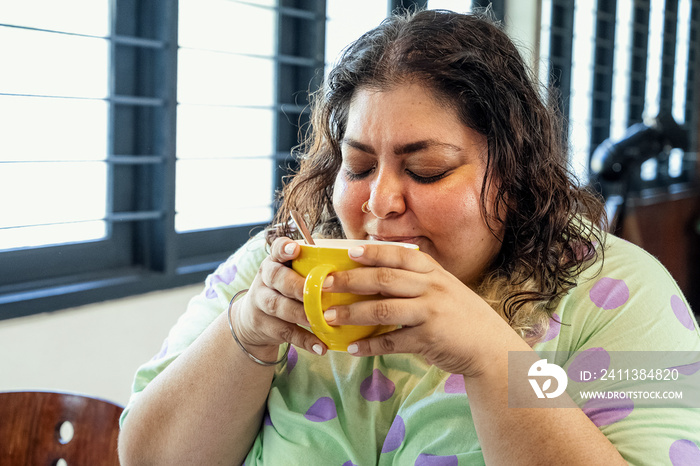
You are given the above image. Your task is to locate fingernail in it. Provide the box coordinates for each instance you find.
[347,343,359,354]
[312,344,323,355]
[349,246,364,258]
[284,242,297,255]
[322,275,334,289]
[324,308,336,322]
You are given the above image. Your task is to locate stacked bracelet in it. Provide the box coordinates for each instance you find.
[227,289,291,366]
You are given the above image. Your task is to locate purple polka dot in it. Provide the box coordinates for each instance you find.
[444,374,466,394]
[342,462,358,466]
[219,262,238,282]
[360,369,395,402]
[589,277,629,310]
[672,295,695,330]
[669,360,700,376]
[263,411,273,427]
[205,264,238,299]
[286,346,298,374]
[567,347,610,382]
[541,313,562,342]
[304,397,337,422]
[670,439,700,465]
[151,338,168,360]
[381,415,405,453]
[415,453,459,466]
[582,395,634,427]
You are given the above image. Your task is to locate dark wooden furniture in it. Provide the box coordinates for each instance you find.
[616,187,700,314]
[0,391,123,466]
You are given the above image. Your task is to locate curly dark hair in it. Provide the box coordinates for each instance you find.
[269,9,606,343]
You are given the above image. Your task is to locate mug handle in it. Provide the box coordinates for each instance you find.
[303,263,336,334]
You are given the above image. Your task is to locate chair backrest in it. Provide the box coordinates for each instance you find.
[0,390,123,466]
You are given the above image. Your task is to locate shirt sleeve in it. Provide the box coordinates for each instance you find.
[535,234,700,465]
[119,232,270,426]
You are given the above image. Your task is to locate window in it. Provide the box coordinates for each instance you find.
[177,0,276,232]
[0,1,110,250]
[326,1,387,70]
[542,0,699,187]
[0,0,327,319]
[567,0,600,181]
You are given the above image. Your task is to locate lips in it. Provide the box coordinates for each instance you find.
[369,235,422,245]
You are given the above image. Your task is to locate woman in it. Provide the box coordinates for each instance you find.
[118,10,700,465]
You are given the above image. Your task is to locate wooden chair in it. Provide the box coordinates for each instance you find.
[0,390,123,466]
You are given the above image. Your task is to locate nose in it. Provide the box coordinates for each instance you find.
[367,167,406,219]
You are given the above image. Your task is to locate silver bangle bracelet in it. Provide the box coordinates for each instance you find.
[227,289,290,366]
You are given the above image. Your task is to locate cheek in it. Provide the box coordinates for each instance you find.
[332,176,363,227]
[331,176,349,214]
[422,177,481,219]
[414,177,493,243]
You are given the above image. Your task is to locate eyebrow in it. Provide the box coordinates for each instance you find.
[341,138,462,156]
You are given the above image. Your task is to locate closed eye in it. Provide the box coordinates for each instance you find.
[406,170,449,184]
[344,167,375,181]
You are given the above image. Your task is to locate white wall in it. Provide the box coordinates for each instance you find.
[0,284,202,407]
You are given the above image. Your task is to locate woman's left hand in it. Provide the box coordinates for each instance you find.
[322,242,517,377]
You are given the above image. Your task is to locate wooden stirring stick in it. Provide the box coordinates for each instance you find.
[290,210,316,245]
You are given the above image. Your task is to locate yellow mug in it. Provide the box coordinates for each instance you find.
[292,239,419,351]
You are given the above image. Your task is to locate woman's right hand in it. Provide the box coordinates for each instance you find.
[119,236,318,465]
[232,236,327,356]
